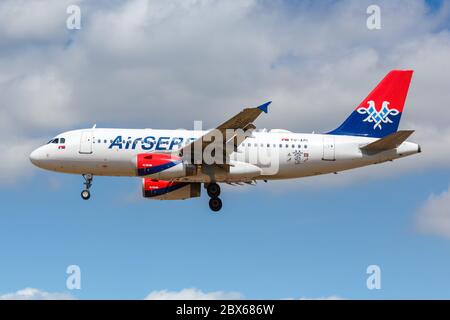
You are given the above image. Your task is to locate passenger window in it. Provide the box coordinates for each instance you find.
[285,144,289,148]
[104,140,107,143]
[304,145,307,148]
[267,144,270,147]
[292,144,295,148]
[254,144,257,147]
[60,138,65,143]
[279,144,282,148]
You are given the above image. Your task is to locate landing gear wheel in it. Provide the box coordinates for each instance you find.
[209,197,222,212]
[207,183,221,198]
[81,189,90,200]
[81,174,93,200]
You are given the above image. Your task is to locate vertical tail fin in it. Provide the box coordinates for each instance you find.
[328,70,413,138]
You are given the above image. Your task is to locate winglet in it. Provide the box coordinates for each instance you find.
[257,101,271,113]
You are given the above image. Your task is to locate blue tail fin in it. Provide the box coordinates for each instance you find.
[328,70,413,138]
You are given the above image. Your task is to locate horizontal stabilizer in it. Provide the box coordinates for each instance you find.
[360,130,414,152]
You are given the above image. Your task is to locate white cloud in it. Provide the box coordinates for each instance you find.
[0,137,43,185]
[144,288,346,300]
[0,288,75,300]
[145,288,243,300]
[0,0,79,43]
[1,71,77,133]
[416,185,450,239]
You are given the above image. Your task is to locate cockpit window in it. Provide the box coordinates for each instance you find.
[47,138,65,144]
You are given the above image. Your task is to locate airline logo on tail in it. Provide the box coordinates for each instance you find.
[328,70,413,138]
[357,100,400,130]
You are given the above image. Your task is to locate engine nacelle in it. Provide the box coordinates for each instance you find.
[135,153,196,179]
[142,179,201,200]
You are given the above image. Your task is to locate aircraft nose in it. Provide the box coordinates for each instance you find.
[29,147,44,166]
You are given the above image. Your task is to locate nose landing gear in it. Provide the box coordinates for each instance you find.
[206,183,222,212]
[81,174,93,200]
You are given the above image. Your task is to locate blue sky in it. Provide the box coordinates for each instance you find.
[1,166,450,299]
[1,0,450,299]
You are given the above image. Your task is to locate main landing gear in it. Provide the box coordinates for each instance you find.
[206,183,222,212]
[81,174,93,200]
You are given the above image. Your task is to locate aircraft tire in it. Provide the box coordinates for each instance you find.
[81,189,91,200]
[207,183,221,198]
[209,197,222,212]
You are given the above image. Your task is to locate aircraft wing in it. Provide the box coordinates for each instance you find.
[177,101,271,164]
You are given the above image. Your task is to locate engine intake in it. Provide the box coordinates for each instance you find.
[135,153,196,179]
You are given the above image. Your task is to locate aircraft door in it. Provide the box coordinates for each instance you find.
[322,136,335,161]
[79,131,93,154]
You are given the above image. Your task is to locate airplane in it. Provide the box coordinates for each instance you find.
[30,70,420,212]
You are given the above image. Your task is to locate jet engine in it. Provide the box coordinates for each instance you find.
[142,178,201,200]
[135,153,197,179]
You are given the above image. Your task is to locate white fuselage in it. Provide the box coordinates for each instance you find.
[29,128,420,182]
